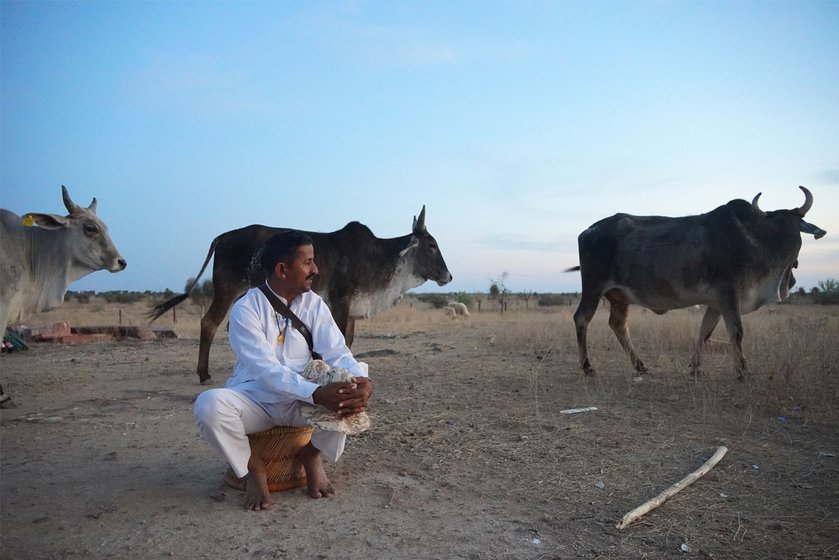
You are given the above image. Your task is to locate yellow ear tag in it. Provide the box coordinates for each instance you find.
[22,214,35,227]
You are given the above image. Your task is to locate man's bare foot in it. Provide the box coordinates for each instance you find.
[300,443,334,499]
[243,454,272,510]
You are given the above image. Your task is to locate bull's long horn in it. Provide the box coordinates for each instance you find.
[61,185,83,215]
[413,205,427,234]
[796,186,813,217]
[62,185,97,214]
[751,192,764,215]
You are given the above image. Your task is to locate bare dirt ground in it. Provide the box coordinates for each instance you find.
[1,299,838,559]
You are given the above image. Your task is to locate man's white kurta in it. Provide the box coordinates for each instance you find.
[195,285,368,477]
[225,285,367,401]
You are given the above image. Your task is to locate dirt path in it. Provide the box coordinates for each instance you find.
[2,308,838,559]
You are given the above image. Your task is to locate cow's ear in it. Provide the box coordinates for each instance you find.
[399,236,419,257]
[412,205,427,235]
[23,212,69,230]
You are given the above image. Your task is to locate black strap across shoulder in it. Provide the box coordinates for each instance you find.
[258,284,322,360]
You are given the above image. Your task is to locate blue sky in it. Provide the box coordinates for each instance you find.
[1,0,837,295]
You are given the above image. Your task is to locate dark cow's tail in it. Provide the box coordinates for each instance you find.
[564,265,581,273]
[146,235,222,322]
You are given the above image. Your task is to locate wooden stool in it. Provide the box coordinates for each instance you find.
[224,426,313,492]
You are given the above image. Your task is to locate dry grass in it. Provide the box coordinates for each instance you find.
[6,295,839,559]
[23,296,839,424]
[23,297,206,339]
[363,299,839,558]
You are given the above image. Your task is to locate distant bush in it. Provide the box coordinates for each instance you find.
[450,292,474,307]
[414,293,449,309]
[100,291,147,304]
[538,294,573,306]
[813,278,839,305]
[67,290,94,304]
[187,278,214,308]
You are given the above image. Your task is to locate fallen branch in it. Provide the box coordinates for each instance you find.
[560,406,598,414]
[616,445,728,530]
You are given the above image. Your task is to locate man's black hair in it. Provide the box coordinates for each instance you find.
[260,230,314,271]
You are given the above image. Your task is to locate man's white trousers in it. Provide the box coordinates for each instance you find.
[194,388,346,478]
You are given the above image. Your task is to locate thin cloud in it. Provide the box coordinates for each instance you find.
[298,8,530,68]
[314,20,463,67]
[476,233,573,253]
[817,169,839,186]
[130,53,277,117]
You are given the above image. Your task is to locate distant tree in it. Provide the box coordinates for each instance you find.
[188,278,214,311]
[813,278,839,305]
[489,271,510,314]
[520,290,535,309]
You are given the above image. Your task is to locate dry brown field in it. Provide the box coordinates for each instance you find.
[1,296,838,559]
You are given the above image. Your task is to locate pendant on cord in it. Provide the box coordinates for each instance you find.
[275,314,288,345]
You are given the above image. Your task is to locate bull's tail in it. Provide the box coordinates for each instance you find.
[146,235,222,322]
[564,265,581,272]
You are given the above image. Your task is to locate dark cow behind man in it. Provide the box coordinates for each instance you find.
[148,206,452,384]
[570,186,826,379]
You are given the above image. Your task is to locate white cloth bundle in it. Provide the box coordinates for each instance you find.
[299,360,371,435]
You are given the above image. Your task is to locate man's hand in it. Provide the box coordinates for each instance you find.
[312,377,373,416]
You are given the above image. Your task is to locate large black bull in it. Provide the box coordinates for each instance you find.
[570,186,826,378]
[148,206,452,384]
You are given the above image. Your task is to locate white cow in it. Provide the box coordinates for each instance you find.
[0,186,126,407]
[447,301,471,317]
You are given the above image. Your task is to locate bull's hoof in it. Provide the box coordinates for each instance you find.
[199,375,214,386]
[583,367,597,376]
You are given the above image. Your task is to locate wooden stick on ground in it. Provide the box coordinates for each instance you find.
[616,445,728,530]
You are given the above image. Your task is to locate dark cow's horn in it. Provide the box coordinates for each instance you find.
[413,205,427,235]
[751,192,764,215]
[796,186,813,217]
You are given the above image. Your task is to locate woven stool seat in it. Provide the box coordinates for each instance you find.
[224,426,313,492]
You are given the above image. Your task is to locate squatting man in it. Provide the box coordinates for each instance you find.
[194,230,373,510]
